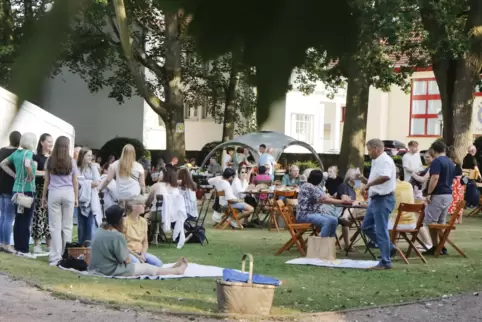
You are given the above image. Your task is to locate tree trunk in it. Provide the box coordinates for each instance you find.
[163,11,185,159]
[423,0,482,161]
[222,56,238,142]
[337,62,370,175]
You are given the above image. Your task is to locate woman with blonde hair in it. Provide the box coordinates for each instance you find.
[0,132,37,255]
[89,204,187,276]
[99,144,145,203]
[43,136,79,265]
[124,195,163,266]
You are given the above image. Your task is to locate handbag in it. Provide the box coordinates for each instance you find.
[11,151,34,209]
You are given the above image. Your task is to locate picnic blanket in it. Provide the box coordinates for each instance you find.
[59,262,224,280]
[286,258,379,269]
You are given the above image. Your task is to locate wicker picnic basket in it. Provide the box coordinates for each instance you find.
[67,240,91,264]
[216,253,277,315]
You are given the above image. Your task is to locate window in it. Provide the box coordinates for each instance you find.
[410,78,441,136]
[291,113,314,145]
[323,123,332,140]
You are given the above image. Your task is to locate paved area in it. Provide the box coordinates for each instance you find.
[0,274,480,321]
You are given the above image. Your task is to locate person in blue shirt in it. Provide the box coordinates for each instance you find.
[425,140,454,255]
[258,145,275,180]
[281,165,300,186]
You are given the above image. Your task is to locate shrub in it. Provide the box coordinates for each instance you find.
[100,137,146,163]
[199,141,222,166]
[293,160,320,172]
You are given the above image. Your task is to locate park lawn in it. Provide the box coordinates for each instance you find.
[1,217,482,315]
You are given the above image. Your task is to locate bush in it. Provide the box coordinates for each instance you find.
[100,137,146,163]
[293,160,320,173]
[198,141,222,166]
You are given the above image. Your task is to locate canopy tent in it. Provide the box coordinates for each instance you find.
[199,131,324,170]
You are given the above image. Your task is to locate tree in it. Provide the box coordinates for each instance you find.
[183,0,359,127]
[199,52,257,141]
[294,0,424,173]
[419,0,482,161]
[58,0,192,158]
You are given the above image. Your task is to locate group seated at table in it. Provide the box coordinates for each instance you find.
[89,204,188,277]
[208,168,254,227]
[296,169,355,238]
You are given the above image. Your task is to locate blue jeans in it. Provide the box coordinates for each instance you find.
[362,194,396,267]
[0,194,15,245]
[77,211,95,245]
[298,213,338,237]
[129,253,163,266]
[73,207,78,225]
[13,191,35,253]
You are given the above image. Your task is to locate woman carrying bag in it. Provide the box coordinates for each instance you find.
[0,132,38,256]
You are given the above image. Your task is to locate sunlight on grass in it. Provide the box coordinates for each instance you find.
[1,215,482,314]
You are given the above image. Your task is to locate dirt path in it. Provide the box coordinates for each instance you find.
[0,274,480,322]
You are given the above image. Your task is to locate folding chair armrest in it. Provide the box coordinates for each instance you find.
[428,223,451,230]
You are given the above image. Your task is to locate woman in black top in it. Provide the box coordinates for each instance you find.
[32,133,53,254]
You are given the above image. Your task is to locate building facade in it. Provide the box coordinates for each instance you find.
[41,68,482,154]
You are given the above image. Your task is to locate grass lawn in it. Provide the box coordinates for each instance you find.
[1,215,482,315]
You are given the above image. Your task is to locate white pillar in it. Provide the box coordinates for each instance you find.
[334,102,341,151]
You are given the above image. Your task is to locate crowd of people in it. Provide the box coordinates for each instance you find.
[0,131,189,277]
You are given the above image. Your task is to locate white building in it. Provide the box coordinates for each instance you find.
[41,68,348,153]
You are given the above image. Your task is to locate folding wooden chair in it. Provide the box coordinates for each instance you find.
[274,200,314,256]
[389,203,427,264]
[466,195,482,217]
[268,190,297,232]
[429,200,467,258]
[214,190,244,230]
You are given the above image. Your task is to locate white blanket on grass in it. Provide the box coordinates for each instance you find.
[286,258,379,269]
[59,263,224,280]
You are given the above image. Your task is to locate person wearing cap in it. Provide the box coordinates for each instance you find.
[208,168,254,227]
[89,205,188,276]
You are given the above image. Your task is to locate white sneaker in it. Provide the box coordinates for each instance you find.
[230,220,239,229]
[33,245,43,254]
[4,245,15,253]
[16,251,36,259]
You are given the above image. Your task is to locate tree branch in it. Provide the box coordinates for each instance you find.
[111,0,169,119]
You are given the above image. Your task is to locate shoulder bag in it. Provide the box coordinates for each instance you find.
[11,151,34,209]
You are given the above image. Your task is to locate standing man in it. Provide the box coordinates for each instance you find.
[358,139,397,270]
[259,147,275,180]
[402,140,422,182]
[425,140,454,255]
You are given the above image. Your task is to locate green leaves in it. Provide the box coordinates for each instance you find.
[9,0,88,109]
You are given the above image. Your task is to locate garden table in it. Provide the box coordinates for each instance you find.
[334,203,376,260]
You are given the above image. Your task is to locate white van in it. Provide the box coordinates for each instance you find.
[0,86,75,154]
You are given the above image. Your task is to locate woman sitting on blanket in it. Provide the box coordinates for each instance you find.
[123,195,164,266]
[89,204,187,276]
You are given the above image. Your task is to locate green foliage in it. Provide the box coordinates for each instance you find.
[293,0,426,97]
[100,137,146,162]
[182,0,359,126]
[293,160,320,173]
[198,141,222,166]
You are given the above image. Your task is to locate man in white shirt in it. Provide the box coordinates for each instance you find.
[208,168,253,228]
[259,147,276,180]
[358,138,397,270]
[402,141,422,182]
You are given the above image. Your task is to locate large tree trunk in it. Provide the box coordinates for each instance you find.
[222,57,238,141]
[337,62,370,175]
[422,0,482,162]
[163,11,185,159]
